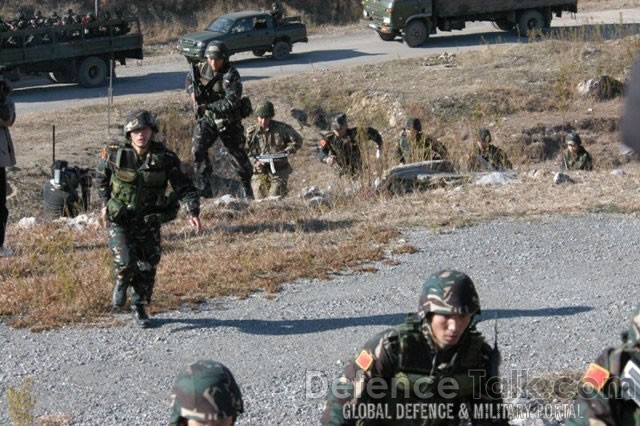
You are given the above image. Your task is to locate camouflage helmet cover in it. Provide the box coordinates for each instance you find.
[566,132,582,146]
[331,113,348,131]
[205,41,229,60]
[478,128,491,143]
[123,109,158,138]
[405,117,422,132]
[418,270,481,319]
[169,360,244,425]
[255,100,275,118]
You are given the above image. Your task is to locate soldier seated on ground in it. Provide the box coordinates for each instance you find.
[566,305,640,426]
[561,132,593,171]
[397,117,448,164]
[321,269,508,425]
[170,360,244,426]
[466,127,512,172]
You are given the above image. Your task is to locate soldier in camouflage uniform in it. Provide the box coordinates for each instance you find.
[318,113,383,177]
[321,270,508,426]
[397,117,448,164]
[170,359,244,425]
[245,100,303,199]
[567,305,640,426]
[561,132,593,171]
[186,41,253,199]
[95,110,202,327]
[466,128,512,172]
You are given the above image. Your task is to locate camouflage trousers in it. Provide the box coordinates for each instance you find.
[108,222,161,305]
[250,166,291,199]
[192,117,252,196]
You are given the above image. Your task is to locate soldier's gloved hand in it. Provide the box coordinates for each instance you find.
[325,155,337,166]
[99,207,108,228]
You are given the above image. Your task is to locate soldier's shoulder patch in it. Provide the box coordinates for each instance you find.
[583,362,610,391]
[355,350,374,371]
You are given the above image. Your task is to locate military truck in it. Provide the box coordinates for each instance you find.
[362,0,578,47]
[177,11,308,62]
[0,17,143,87]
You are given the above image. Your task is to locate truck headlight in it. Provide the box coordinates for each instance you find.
[383,16,391,24]
[196,41,204,47]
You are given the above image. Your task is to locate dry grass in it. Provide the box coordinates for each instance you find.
[2,26,640,329]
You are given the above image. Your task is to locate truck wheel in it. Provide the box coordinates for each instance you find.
[378,31,396,41]
[403,20,428,48]
[252,49,266,57]
[272,41,290,60]
[493,19,515,32]
[49,70,75,84]
[517,10,546,36]
[77,56,108,88]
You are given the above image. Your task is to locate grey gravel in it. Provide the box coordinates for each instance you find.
[1,213,639,425]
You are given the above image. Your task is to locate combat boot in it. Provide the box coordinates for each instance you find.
[241,182,254,200]
[112,280,128,309]
[131,303,151,328]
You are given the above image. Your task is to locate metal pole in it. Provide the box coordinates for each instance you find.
[95,0,99,17]
[52,125,56,163]
[108,58,113,134]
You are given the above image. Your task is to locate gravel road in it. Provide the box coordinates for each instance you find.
[1,213,639,425]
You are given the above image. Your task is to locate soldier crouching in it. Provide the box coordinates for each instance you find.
[94,110,202,328]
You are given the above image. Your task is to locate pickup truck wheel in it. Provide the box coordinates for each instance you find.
[252,49,266,57]
[378,31,396,41]
[77,56,108,88]
[493,19,515,32]
[403,20,428,48]
[272,41,290,60]
[517,10,546,36]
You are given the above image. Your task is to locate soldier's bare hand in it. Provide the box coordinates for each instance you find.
[190,216,202,234]
[99,207,108,228]
[326,155,337,166]
[254,161,265,172]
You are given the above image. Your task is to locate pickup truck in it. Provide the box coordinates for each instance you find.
[177,11,308,62]
[363,0,578,47]
[0,17,143,87]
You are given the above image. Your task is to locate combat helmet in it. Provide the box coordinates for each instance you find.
[405,117,422,132]
[204,41,229,60]
[123,109,158,139]
[331,113,348,131]
[478,128,491,143]
[170,360,244,425]
[566,132,582,146]
[417,270,481,320]
[255,101,275,118]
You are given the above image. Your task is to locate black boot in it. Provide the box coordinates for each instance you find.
[241,181,254,200]
[131,304,151,328]
[112,280,128,309]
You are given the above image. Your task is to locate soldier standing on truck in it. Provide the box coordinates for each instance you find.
[186,41,254,199]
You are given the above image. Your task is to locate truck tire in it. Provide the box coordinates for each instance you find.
[252,49,267,57]
[517,10,546,36]
[493,19,515,32]
[378,31,396,41]
[272,41,291,60]
[403,20,428,48]
[77,56,108,88]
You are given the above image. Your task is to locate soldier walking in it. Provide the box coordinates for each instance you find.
[186,41,253,199]
[246,100,303,199]
[95,110,201,327]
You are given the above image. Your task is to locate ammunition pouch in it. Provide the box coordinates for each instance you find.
[240,96,252,119]
[106,198,128,225]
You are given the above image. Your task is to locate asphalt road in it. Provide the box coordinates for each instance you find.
[11,8,640,115]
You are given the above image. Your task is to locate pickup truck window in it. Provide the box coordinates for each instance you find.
[207,17,233,33]
[231,18,253,33]
[254,16,273,30]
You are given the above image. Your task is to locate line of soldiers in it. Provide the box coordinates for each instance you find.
[0,8,130,47]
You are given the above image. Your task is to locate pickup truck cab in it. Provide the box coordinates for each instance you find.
[177,11,308,62]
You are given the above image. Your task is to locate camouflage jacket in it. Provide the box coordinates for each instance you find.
[246,119,303,171]
[321,314,507,426]
[397,131,448,164]
[186,61,243,121]
[95,140,200,221]
[467,144,512,172]
[567,345,640,426]
[562,147,593,171]
[318,127,383,176]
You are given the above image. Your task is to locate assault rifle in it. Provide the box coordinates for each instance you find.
[256,152,289,174]
[189,60,222,120]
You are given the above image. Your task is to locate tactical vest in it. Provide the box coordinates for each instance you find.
[107,142,178,224]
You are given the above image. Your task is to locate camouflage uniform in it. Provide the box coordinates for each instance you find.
[467,128,512,172]
[95,110,200,326]
[562,133,593,171]
[170,359,244,425]
[186,41,253,198]
[321,270,507,426]
[0,80,15,254]
[566,305,640,426]
[319,113,383,177]
[246,101,303,199]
